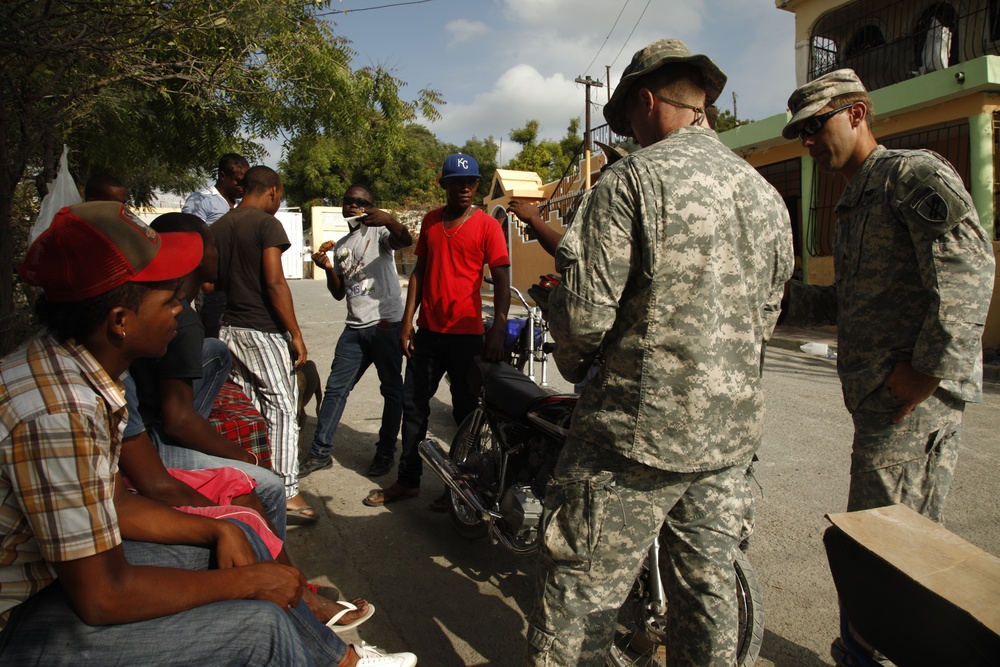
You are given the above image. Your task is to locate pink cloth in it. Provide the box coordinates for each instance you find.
[175,505,283,559]
[165,467,256,504]
[121,467,282,559]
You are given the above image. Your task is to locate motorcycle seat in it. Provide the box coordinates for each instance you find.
[470,357,550,419]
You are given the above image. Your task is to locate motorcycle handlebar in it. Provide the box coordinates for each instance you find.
[483,276,534,313]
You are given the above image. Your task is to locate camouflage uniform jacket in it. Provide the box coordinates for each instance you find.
[549,126,794,473]
[787,146,995,412]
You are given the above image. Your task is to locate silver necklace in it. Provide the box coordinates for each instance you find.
[441,207,472,238]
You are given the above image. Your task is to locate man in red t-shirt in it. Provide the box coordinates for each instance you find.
[364,154,511,505]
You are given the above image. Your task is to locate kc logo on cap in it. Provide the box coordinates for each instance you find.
[441,153,480,180]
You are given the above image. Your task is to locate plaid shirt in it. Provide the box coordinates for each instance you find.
[0,332,125,627]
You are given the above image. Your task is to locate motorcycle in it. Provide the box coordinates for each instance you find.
[418,357,764,666]
[482,276,557,386]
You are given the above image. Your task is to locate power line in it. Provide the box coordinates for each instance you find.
[584,1,632,77]
[608,0,653,71]
[317,0,434,17]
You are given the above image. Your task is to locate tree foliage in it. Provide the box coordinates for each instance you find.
[504,119,582,183]
[0,0,440,355]
[714,109,751,133]
[281,123,498,213]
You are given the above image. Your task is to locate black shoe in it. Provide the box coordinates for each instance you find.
[299,454,334,478]
[367,453,394,477]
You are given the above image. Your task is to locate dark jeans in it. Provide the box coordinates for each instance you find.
[309,321,404,459]
[0,522,346,666]
[192,337,232,419]
[396,329,483,488]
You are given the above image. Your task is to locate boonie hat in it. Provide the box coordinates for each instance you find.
[604,38,727,137]
[19,201,203,303]
[440,153,480,180]
[782,68,868,140]
[594,141,629,168]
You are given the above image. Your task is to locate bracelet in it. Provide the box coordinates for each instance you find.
[249,451,259,466]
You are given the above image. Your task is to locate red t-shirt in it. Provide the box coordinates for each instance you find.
[415,208,510,334]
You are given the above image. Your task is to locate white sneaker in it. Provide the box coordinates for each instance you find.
[351,642,418,667]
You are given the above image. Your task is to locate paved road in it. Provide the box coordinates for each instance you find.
[286,278,1000,666]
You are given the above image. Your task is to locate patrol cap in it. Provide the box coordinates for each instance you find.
[604,38,727,137]
[782,69,868,140]
[440,153,480,180]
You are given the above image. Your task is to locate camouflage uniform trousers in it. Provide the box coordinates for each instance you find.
[847,386,964,524]
[527,436,749,667]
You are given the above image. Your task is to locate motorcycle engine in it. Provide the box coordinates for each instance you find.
[499,485,543,542]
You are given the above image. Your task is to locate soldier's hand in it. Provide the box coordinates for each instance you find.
[885,360,940,423]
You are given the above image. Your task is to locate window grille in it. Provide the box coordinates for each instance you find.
[809,1,1000,92]
[808,120,970,256]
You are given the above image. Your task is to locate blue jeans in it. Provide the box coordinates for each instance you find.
[192,337,232,419]
[310,321,404,459]
[396,329,483,488]
[153,428,287,540]
[0,522,346,666]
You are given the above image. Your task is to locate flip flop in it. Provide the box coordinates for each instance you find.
[325,600,376,633]
[287,505,320,525]
[363,485,419,506]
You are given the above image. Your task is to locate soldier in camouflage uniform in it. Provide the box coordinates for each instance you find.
[526,39,793,667]
[781,69,995,524]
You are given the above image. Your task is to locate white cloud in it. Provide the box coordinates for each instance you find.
[429,64,586,154]
[445,19,490,43]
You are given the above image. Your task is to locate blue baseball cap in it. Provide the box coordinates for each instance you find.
[441,153,480,180]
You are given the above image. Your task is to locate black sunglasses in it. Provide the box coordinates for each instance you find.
[342,196,373,208]
[797,104,853,141]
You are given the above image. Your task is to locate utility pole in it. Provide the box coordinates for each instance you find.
[575,75,604,189]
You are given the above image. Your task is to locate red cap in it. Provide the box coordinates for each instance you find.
[18,201,203,302]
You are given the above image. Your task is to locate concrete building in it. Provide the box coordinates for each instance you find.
[723,0,1000,349]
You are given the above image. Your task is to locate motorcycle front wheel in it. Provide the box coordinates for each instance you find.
[607,548,764,667]
[447,411,502,540]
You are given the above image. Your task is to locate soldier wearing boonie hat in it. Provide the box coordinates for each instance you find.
[603,38,727,137]
[529,37,793,667]
[781,67,994,664]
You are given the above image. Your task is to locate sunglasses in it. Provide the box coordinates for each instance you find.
[797,104,853,141]
[342,196,373,208]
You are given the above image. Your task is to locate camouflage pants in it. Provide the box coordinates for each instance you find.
[527,438,748,667]
[848,387,964,523]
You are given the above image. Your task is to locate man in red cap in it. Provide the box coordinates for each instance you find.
[0,202,416,666]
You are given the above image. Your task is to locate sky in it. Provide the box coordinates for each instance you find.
[271,0,799,164]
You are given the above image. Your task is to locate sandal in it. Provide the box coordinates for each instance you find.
[363,483,419,507]
[325,599,376,633]
[287,505,320,525]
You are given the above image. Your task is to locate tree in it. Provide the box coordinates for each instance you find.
[714,109,751,133]
[0,0,435,355]
[281,125,498,213]
[279,64,445,214]
[504,119,582,183]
